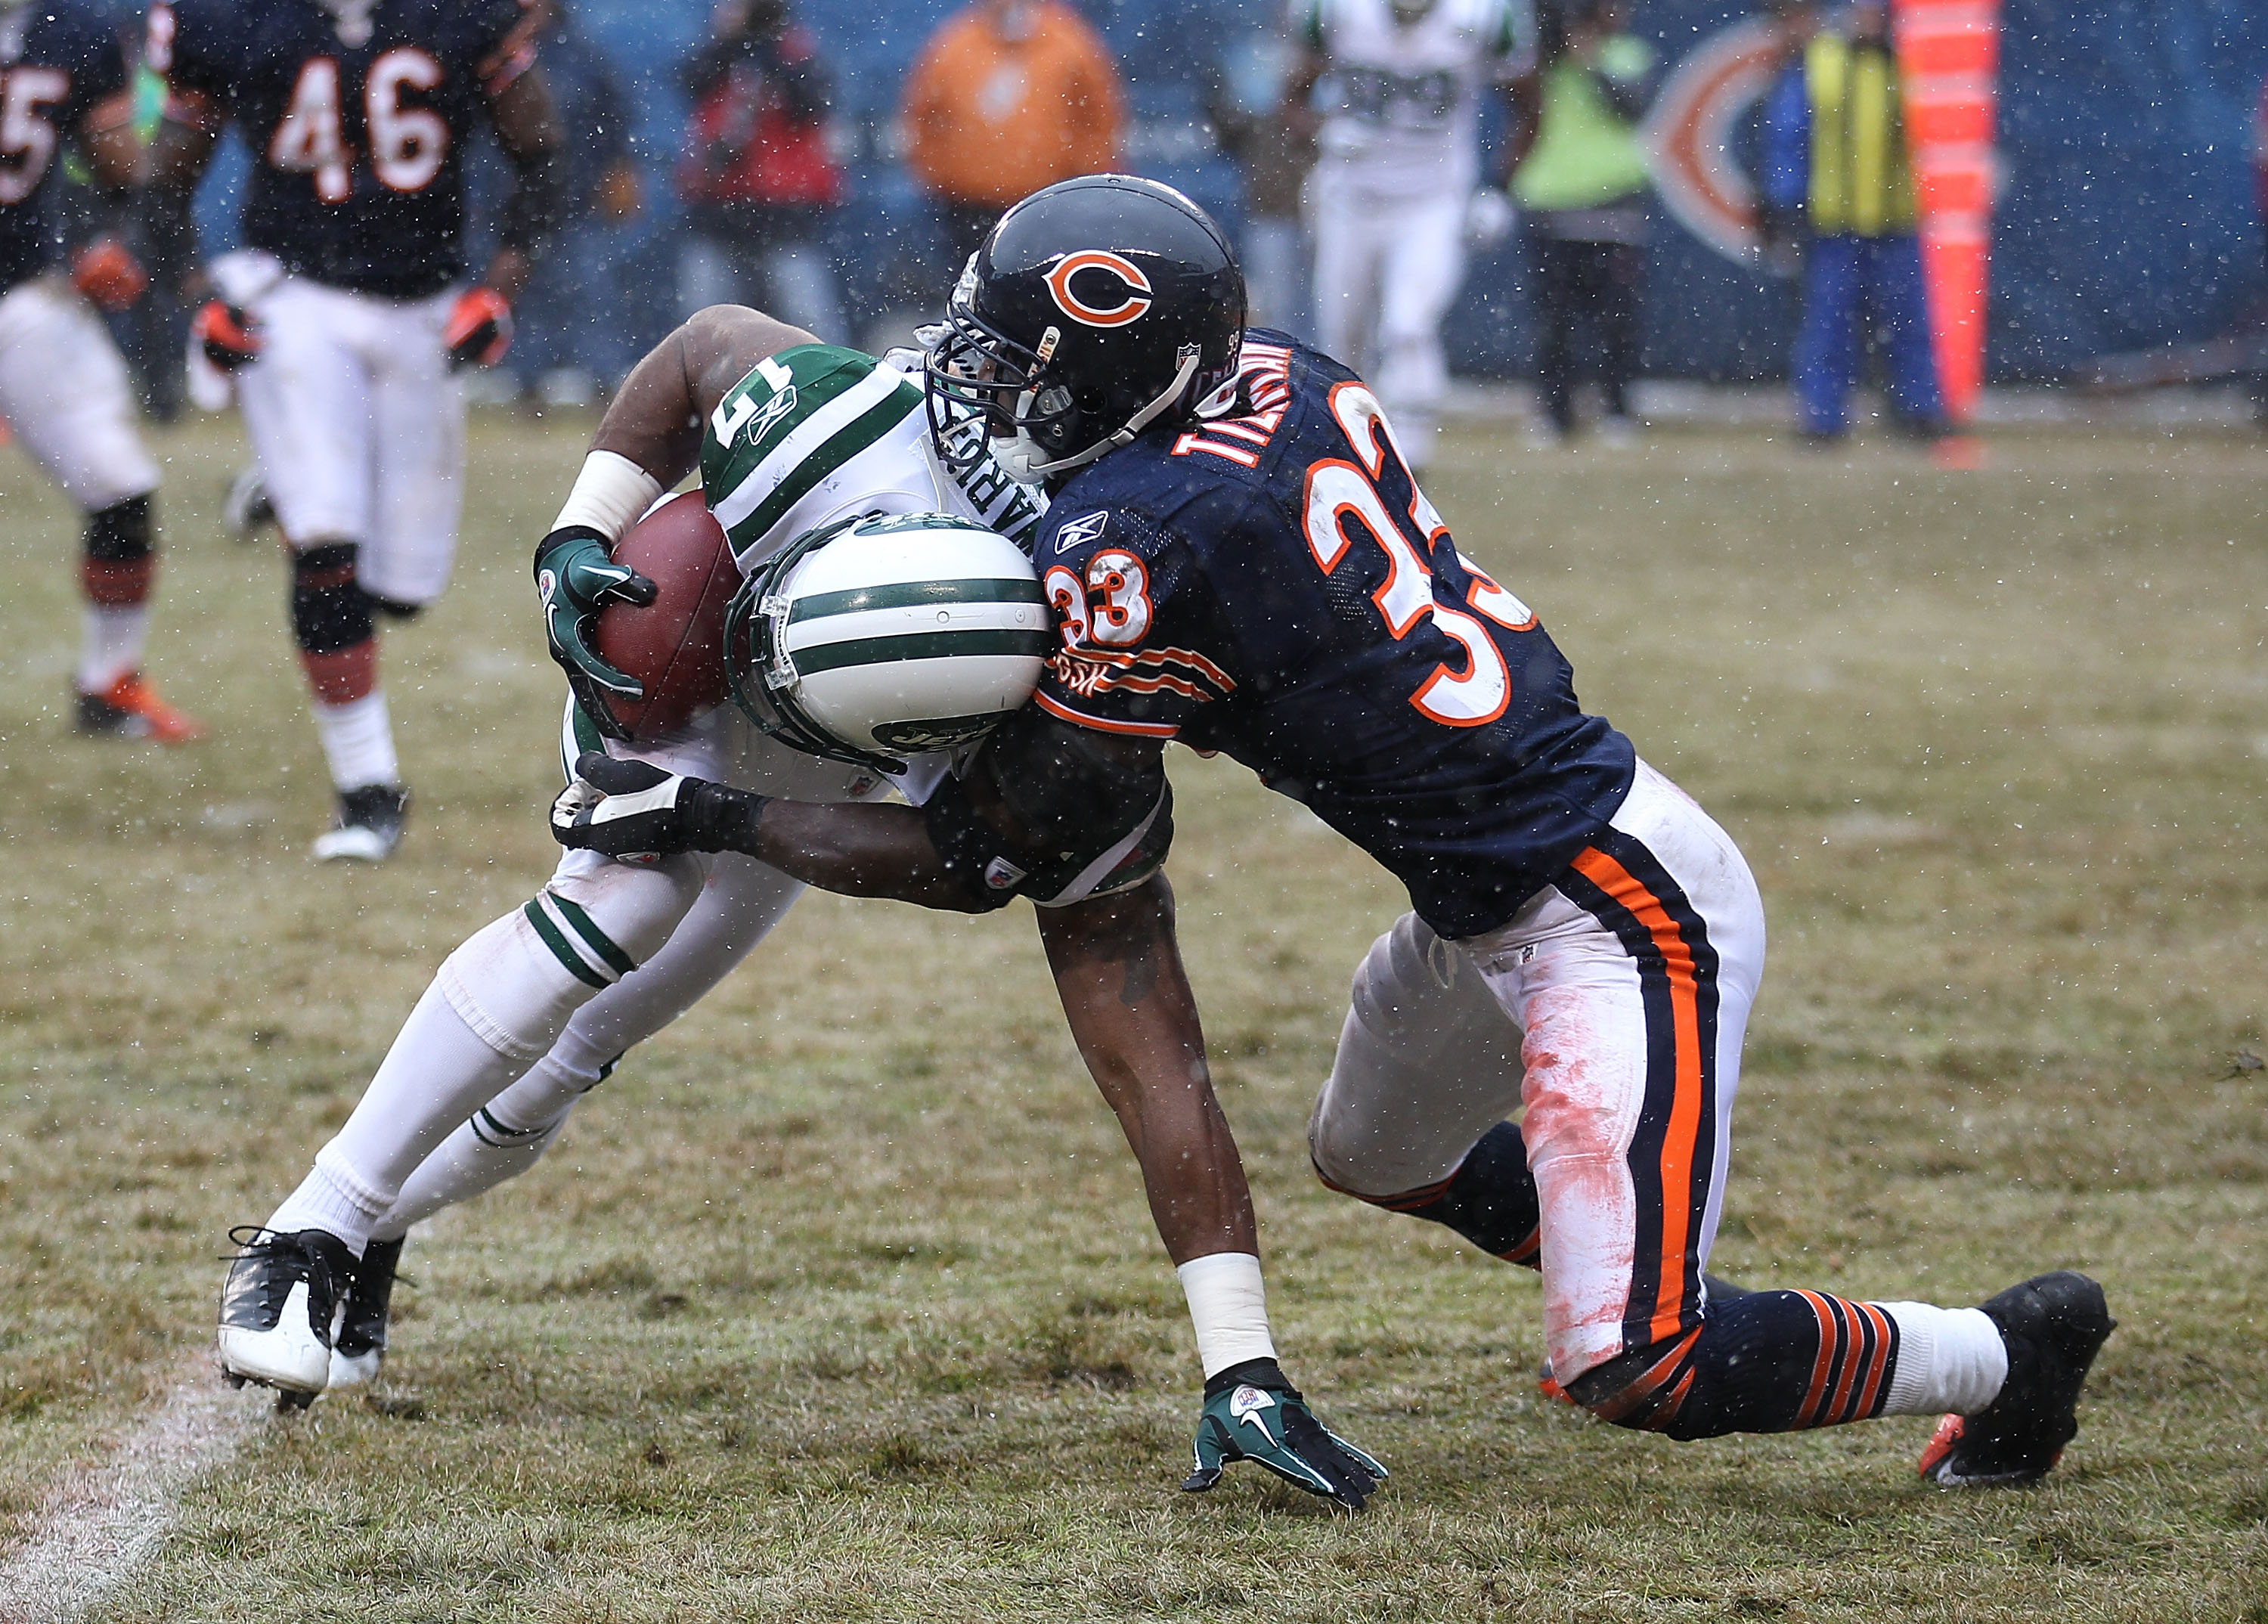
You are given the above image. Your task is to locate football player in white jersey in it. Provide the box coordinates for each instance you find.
[1288,0,1535,468]
[215,306,1049,1400]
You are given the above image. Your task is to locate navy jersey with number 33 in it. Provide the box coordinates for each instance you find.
[153,0,536,297]
[1033,333,1635,940]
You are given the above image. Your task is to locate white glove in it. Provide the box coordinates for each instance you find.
[1464,187,1517,249]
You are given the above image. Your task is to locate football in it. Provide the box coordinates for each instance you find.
[587,491,737,744]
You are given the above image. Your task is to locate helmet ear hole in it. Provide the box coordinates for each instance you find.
[725,513,1053,771]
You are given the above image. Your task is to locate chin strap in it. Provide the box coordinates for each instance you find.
[1002,345,1204,483]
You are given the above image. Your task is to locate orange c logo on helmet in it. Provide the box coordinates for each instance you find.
[1045,251,1153,328]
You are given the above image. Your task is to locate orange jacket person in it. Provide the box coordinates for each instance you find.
[901,0,1125,262]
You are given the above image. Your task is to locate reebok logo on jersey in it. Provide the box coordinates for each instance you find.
[1045,251,1153,328]
[1053,510,1110,554]
[742,384,800,445]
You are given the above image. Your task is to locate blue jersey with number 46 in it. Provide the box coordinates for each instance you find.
[154,0,536,299]
[1030,333,1634,941]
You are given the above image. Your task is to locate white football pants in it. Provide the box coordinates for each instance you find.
[1310,169,1467,468]
[0,277,160,512]
[270,698,887,1250]
[1309,760,1767,1383]
[230,259,465,606]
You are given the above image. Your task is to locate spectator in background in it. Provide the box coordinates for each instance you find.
[1513,0,1656,446]
[900,0,1124,268]
[1207,27,1316,340]
[510,0,642,403]
[677,0,845,342]
[1758,0,1945,442]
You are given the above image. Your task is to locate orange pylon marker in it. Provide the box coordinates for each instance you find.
[1895,0,2000,426]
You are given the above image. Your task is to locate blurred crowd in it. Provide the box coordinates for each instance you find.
[76,0,2268,435]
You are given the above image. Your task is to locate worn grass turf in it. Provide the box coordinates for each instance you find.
[2,413,2263,1622]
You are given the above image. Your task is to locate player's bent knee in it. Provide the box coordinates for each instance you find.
[82,494,154,606]
[290,542,374,655]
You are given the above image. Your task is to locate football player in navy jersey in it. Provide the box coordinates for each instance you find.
[0,0,203,742]
[142,0,562,859]
[553,176,2116,1498]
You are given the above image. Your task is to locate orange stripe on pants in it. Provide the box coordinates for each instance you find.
[1569,846,1708,1344]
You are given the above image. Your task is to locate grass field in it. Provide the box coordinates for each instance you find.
[2,409,2263,1622]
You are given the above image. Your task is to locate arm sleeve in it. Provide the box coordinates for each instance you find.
[1030,505,1234,743]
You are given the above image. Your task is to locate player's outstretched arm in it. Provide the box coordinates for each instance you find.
[476,64,563,306]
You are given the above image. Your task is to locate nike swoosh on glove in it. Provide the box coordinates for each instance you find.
[534,527,658,698]
[192,299,262,370]
[445,287,513,370]
[550,752,766,861]
[1182,1358,1386,1511]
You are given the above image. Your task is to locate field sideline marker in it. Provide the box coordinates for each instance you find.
[0,1365,260,1623]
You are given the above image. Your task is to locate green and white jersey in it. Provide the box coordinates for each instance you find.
[699,344,1046,578]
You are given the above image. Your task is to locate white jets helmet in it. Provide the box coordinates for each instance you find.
[724,512,1052,771]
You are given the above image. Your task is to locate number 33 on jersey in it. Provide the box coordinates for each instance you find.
[1030,332,1634,941]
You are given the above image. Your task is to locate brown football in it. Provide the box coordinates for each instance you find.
[587,491,737,745]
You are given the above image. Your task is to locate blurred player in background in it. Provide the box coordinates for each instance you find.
[1,0,202,742]
[142,0,562,860]
[1288,0,1535,470]
[553,176,2116,1496]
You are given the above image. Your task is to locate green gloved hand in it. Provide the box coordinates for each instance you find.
[534,525,657,698]
[1182,1359,1386,1511]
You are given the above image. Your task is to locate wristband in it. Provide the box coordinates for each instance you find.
[550,450,664,542]
[1177,1251,1279,1379]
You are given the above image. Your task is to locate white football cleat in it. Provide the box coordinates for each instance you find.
[313,784,408,863]
[217,1227,355,1399]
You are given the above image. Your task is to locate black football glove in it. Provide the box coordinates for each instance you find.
[1182,1359,1386,1511]
[550,752,767,861]
[534,526,658,699]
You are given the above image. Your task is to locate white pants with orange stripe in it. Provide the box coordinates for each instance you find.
[1309,758,1766,1384]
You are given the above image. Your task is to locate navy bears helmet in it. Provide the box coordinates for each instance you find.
[925,174,1247,485]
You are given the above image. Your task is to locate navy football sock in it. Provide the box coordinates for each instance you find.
[1398,1122,1542,1265]
[1567,1288,1904,1440]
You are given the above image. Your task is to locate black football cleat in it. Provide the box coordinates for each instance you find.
[313,783,409,863]
[1919,1270,2115,1488]
[328,1234,404,1389]
[217,1226,355,1397]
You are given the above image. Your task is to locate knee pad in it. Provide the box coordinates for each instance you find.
[291,542,375,655]
[81,494,154,606]
[1565,1290,1896,1441]
[85,494,153,563]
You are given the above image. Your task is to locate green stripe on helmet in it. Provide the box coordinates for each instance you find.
[789,627,1053,676]
[788,577,1048,623]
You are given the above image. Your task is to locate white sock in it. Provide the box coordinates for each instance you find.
[265,1155,389,1257]
[1176,1252,1278,1378]
[77,604,150,693]
[1877,1302,2009,1416]
[373,1104,573,1240]
[314,689,399,792]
